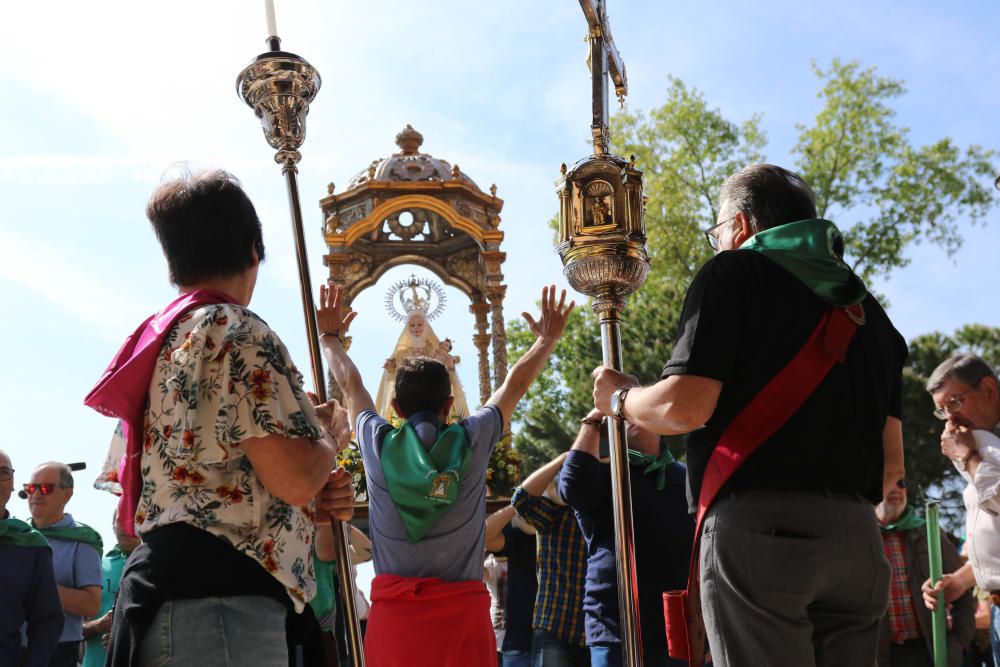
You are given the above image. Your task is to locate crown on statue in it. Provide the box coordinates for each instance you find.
[384,274,447,322]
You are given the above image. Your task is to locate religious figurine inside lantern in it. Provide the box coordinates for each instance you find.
[373,276,470,421]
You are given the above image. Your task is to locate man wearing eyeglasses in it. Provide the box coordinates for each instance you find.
[0,451,64,666]
[921,354,1000,664]
[27,462,102,667]
[875,478,974,667]
[593,163,908,666]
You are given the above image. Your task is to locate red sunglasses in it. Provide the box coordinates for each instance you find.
[22,483,65,496]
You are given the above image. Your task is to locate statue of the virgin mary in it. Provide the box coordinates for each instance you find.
[374,276,470,422]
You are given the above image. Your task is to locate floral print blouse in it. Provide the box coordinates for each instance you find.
[135,303,323,610]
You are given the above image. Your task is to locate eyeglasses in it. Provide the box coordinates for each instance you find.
[0,467,12,481]
[933,391,969,420]
[22,483,66,496]
[703,217,734,251]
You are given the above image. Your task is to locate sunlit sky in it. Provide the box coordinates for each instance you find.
[1,1,997,550]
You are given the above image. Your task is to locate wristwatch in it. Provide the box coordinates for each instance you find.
[609,387,631,420]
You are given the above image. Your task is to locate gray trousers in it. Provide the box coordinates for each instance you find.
[700,491,890,667]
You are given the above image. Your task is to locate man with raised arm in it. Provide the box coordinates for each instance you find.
[593,164,907,666]
[318,283,574,667]
[85,170,355,666]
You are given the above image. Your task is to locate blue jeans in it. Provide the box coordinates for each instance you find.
[531,629,590,666]
[589,642,680,667]
[138,596,288,666]
[503,648,532,667]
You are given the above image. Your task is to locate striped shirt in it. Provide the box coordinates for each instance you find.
[511,488,587,646]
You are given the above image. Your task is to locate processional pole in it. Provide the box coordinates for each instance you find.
[556,1,647,664]
[236,8,366,666]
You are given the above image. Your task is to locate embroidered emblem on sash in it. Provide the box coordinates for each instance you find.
[844,302,866,326]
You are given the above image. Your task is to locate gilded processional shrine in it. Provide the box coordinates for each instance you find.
[321,125,509,406]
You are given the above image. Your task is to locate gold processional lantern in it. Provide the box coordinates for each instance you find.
[235,11,366,667]
[555,1,648,664]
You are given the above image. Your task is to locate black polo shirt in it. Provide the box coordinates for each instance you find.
[662,249,907,505]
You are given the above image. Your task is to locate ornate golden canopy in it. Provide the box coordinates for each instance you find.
[321,125,509,405]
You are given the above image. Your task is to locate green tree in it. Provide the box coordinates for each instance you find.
[796,59,997,285]
[508,62,997,477]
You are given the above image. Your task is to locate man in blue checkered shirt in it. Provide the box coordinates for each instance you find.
[512,452,589,666]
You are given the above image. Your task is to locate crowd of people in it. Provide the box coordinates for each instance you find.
[1,162,998,667]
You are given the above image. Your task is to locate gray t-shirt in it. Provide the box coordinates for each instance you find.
[357,405,502,582]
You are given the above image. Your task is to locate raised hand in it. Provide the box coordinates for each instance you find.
[522,285,575,343]
[317,283,357,340]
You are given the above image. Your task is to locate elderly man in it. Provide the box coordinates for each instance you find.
[0,450,63,666]
[875,479,973,667]
[593,163,907,666]
[27,462,102,667]
[921,354,1000,664]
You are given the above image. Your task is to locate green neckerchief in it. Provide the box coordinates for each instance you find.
[627,443,676,491]
[105,545,127,560]
[880,504,926,533]
[0,517,50,549]
[380,419,472,544]
[739,219,866,306]
[32,520,103,555]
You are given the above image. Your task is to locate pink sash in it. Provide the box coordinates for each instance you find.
[84,289,238,536]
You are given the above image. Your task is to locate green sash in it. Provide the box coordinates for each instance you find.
[32,520,104,555]
[627,443,676,491]
[380,420,472,543]
[740,219,866,306]
[0,517,50,549]
[880,504,926,533]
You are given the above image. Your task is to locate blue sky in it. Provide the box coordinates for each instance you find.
[0,1,997,548]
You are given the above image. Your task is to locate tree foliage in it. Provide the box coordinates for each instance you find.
[508,61,997,479]
[796,60,997,284]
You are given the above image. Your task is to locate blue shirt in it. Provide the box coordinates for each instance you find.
[0,513,63,667]
[357,405,502,582]
[559,451,694,647]
[47,514,103,643]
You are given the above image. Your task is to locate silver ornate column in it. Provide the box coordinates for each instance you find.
[556,1,647,664]
[237,37,366,667]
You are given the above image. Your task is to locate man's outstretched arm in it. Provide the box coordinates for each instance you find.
[317,283,376,426]
[487,285,574,429]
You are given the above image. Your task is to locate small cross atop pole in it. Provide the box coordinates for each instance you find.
[579,0,628,154]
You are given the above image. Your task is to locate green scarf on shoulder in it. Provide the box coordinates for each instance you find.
[740,219,866,306]
[32,520,103,555]
[880,505,926,533]
[627,443,675,491]
[0,517,50,549]
[380,420,472,544]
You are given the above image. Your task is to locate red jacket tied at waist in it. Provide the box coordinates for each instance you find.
[364,574,496,667]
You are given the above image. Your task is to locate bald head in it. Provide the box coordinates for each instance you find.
[28,462,74,528]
